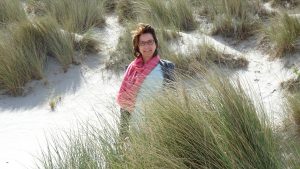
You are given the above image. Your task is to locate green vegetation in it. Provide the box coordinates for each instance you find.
[0,0,104,95]
[135,74,282,168]
[0,0,27,25]
[261,13,300,58]
[34,18,74,70]
[272,0,298,8]
[135,0,197,31]
[193,0,263,39]
[0,20,46,96]
[104,0,118,13]
[281,77,300,92]
[73,33,101,54]
[28,0,106,33]
[0,18,74,95]
[37,72,300,169]
[287,92,300,125]
[169,42,248,74]
[116,0,136,23]
[281,68,300,126]
[49,96,62,111]
[116,0,197,31]
[0,34,33,96]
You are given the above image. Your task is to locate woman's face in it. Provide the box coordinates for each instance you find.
[138,33,157,63]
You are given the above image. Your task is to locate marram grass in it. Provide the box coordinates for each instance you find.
[33,17,74,71]
[135,0,197,31]
[0,39,32,96]
[192,0,263,39]
[260,13,300,58]
[272,0,298,7]
[28,0,106,33]
[36,71,300,169]
[136,73,282,169]
[116,0,137,23]
[73,33,101,54]
[0,17,74,95]
[0,21,46,95]
[116,0,197,31]
[286,92,300,125]
[0,0,27,25]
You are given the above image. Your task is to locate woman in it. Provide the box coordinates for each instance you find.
[116,23,175,139]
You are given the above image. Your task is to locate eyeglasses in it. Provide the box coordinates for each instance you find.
[139,39,155,46]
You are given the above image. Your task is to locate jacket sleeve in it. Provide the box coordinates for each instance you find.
[160,59,176,85]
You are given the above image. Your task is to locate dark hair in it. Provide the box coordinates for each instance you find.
[132,23,158,57]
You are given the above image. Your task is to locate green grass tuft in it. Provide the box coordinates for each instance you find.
[116,0,137,23]
[0,0,27,26]
[34,17,74,71]
[193,0,263,39]
[28,0,106,33]
[36,71,300,169]
[135,0,197,31]
[261,13,300,58]
[104,0,118,13]
[0,17,75,95]
[272,0,298,8]
[287,92,300,125]
[73,33,101,54]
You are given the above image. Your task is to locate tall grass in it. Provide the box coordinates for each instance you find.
[36,114,122,169]
[116,0,197,31]
[0,37,33,96]
[104,0,118,13]
[37,71,300,168]
[0,21,46,95]
[287,92,300,125]
[9,21,47,80]
[34,17,74,71]
[261,13,300,58]
[135,0,197,31]
[28,0,106,33]
[0,0,27,25]
[0,17,74,95]
[135,73,283,168]
[193,0,263,39]
[272,0,298,7]
[38,130,104,169]
[73,33,101,54]
[281,74,300,92]
[116,0,137,23]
